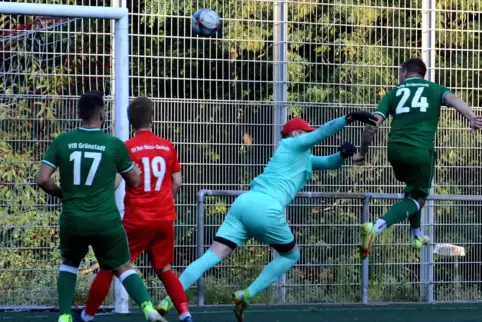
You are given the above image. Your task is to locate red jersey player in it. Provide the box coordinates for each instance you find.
[77,97,193,322]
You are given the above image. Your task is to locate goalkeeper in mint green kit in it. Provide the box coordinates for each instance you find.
[354,58,482,258]
[157,112,377,322]
[36,92,166,322]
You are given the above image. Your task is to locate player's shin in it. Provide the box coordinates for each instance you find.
[58,264,79,316]
[158,269,191,320]
[179,250,223,290]
[246,248,300,298]
[82,270,114,320]
[381,198,419,228]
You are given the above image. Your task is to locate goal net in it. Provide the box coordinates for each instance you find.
[0,5,128,310]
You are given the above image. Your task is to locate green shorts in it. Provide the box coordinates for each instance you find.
[387,142,436,197]
[59,223,130,271]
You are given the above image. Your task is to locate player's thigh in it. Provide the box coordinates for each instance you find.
[123,221,154,263]
[147,220,175,270]
[388,143,435,196]
[214,195,251,249]
[59,229,90,267]
[91,226,130,271]
[260,216,295,253]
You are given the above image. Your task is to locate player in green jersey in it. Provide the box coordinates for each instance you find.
[36,91,167,322]
[353,58,482,258]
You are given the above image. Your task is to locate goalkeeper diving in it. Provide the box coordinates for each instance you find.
[353,58,482,258]
[157,112,378,322]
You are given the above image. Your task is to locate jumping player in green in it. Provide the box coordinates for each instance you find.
[36,92,167,322]
[354,58,482,258]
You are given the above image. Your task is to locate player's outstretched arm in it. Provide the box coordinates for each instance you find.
[293,112,377,151]
[444,93,482,130]
[353,114,384,165]
[311,142,357,170]
[36,163,62,198]
[114,173,122,190]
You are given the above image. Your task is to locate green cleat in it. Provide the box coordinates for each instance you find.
[360,222,377,259]
[58,314,73,322]
[412,235,430,249]
[142,301,168,322]
[232,289,250,322]
[156,297,174,317]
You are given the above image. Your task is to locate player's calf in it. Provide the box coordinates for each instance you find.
[156,265,193,321]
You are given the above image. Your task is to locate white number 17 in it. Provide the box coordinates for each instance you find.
[70,151,102,186]
[141,156,166,192]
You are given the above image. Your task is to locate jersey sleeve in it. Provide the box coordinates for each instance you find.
[374,90,392,120]
[115,139,134,174]
[171,144,181,173]
[42,137,59,169]
[438,84,452,106]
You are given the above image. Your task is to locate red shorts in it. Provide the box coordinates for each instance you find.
[123,220,174,270]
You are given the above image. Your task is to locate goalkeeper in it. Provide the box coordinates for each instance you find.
[354,58,482,258]
[36,91,166,322]
[157,112,377,322]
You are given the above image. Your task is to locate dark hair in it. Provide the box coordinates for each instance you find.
[401,58,427,77]
[128,97,154,130]
[78,91,104,121]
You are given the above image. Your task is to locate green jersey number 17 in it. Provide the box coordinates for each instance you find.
[70,151,102,186]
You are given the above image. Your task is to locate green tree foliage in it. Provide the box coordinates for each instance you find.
[1,0,481,307]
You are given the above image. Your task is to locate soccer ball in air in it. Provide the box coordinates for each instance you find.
[192,8,221,37]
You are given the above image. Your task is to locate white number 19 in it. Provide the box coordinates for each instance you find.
[141,156,166,192]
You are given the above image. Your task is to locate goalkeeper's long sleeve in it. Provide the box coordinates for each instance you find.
[290,116,347,151]
[310,152,344,170]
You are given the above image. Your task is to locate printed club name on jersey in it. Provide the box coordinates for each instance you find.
[130,144,171,153]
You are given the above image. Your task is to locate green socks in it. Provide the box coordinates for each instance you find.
[119,270,152,307]
[58,265,79,315]
[382,198,419,227]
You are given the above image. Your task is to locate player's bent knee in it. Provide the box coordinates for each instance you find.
[213,236,237,250]
[270,239,296,254]
[159,264,171,273]
[113,263,133,277]
[62,259,81,269]
[280,247,301,263]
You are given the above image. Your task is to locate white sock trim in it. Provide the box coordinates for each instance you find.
[179,312,191,320]
[59,264,79,275]
[374,219,387,234]
[408,197,421,211]
[119,269,137,282]
[81,309,94,322]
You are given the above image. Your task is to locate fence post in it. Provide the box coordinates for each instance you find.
[361,196,370,304]
[273,0,288,304]
[421,0,436,303]
[196,190,207,306]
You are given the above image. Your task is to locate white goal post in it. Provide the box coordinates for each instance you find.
[0,2,130,313]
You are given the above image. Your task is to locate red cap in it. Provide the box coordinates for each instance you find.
[281,118,316,137]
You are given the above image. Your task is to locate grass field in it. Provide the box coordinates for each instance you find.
[3,303,482,322]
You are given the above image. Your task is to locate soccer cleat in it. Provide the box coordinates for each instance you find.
[360,222,377,259]
[180,316,194,322]
[232,289,250,322]
[412,235,430,249]
[156,297,174,317]
[142,301,169,322]
[59,314,73,322]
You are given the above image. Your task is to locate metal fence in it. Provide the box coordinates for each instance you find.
[196,190,482,305]
[1,0,481,310]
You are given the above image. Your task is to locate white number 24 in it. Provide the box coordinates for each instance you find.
[395,87,429,114]
[141,156,166,192]
[70,151,102,186]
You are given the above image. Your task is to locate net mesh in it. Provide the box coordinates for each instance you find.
[0,15,114,308]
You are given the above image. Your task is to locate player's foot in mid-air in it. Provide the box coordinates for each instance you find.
[142,302,168,322]
[360,222,376,259]
[156,297,174,316]
[233,289,251,322]
[412,235,430,249]
[59,314,73,322]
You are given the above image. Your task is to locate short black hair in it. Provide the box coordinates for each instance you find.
[128,97,154,130]
[401,58,427,77]
[78,91,104,121]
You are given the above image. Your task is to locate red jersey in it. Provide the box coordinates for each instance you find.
[123,131,181,222]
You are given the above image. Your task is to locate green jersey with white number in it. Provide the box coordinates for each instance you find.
[375,77,451,149]
[42,127,133,233]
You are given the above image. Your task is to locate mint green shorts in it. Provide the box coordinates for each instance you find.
[215,191,295,248]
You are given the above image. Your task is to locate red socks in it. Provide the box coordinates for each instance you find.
[85,270,114,316]
[158,270,189,314]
